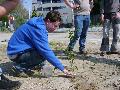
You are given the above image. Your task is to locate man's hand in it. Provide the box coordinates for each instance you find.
[116,12,120,18]
[63,69,75,77]
[73,4,80,9]
[69,3,80,9]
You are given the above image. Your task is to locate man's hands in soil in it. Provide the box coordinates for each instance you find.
[63,69,76,77]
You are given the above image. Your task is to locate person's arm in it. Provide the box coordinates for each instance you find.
[30,27,74,76]
[100,0,104,14]
[30,28,64,70]
[116,1,120,18]
[0,0,19,17]
[64,0,79,9]
[100,0,104,23]
[89,0,94,10]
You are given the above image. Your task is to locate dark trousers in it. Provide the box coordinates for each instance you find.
[11,50,46,71]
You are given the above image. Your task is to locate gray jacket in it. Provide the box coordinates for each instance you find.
[100,0,120,14]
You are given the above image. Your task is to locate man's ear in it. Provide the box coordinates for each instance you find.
[46,19,50,22]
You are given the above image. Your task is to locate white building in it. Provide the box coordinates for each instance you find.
[32,0,73,27]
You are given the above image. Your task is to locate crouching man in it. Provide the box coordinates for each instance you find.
[7,11,73,77]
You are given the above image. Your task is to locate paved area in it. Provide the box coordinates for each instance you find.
[0,27,119,48]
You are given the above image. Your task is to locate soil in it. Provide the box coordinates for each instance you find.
[0,31,120,90]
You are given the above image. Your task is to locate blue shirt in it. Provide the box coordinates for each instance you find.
[7,17,64,71]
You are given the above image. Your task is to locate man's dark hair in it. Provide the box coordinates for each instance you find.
[45,11,62,22]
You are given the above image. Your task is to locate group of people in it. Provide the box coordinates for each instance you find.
[0,0,120,89]
[64,0,120,55]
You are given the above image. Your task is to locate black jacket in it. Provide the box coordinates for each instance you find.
[100,0,120,14]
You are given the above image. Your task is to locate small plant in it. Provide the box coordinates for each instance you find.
[64,29,78,71]
[68,29,74,41]
[65,49,78,71]
[49,40,78,71]
[49,40,65,51]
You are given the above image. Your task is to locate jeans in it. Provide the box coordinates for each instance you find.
[100,14,120,52]
[68,15,90,51]
[11,50,46,71]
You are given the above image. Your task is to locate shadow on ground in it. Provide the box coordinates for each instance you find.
[54,50,120,67]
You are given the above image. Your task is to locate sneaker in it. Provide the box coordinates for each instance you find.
[79,50,85,54]
[0,74,21,89]
[11,66,34,78]
[100,51,110,56]
[110,51,120,54]
[100,51,105,56]
[79,48,86,54]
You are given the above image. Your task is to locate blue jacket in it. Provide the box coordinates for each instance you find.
[7,17,64,71]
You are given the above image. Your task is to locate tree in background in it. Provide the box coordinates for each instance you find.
[0,0,8,31]
[11,3,29,29]
[31,9,37,18]
[31,6,43,18]
[0,0,29,31]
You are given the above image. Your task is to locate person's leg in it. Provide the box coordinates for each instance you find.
[67,15,83,51]
[79,15,90,53]
[11,50,46,76]
[110,23,120,53]
[100,19,111,52]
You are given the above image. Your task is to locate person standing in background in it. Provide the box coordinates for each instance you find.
[64,0,93,54]
[100,0,120,56]
[8,14,15,32]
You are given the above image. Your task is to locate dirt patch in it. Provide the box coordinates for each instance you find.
[0,32,120,90]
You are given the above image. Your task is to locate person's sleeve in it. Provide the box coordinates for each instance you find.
[89,0,94,9]
[100,0,104,14]
[30,29,64,71]
[119,0,120,12]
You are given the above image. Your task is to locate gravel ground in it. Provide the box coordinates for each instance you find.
[0,29,120,90]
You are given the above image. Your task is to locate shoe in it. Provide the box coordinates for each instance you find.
[110,51,120,54]
[106,51,111,55]
[0,74,21,89]
[79,50,85,54]
[79,48,86,54]
[100,51,110,56]
[11,66,34,78]
[100,51,105,56]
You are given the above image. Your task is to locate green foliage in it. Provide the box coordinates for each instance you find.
[10,3,28,28]
[49,41,65,51]
[0,16,8,27]
[31,9,43,18]
[64,29,78,71]
[68,30,74,41]
[65,49,78,71]
[0,16,9,32]
[0,0,5,3]
[0,1,28,31]
[31,9,37,18]
[1,16,8,23]
[15,17,26,28]
[49,30,78,71]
